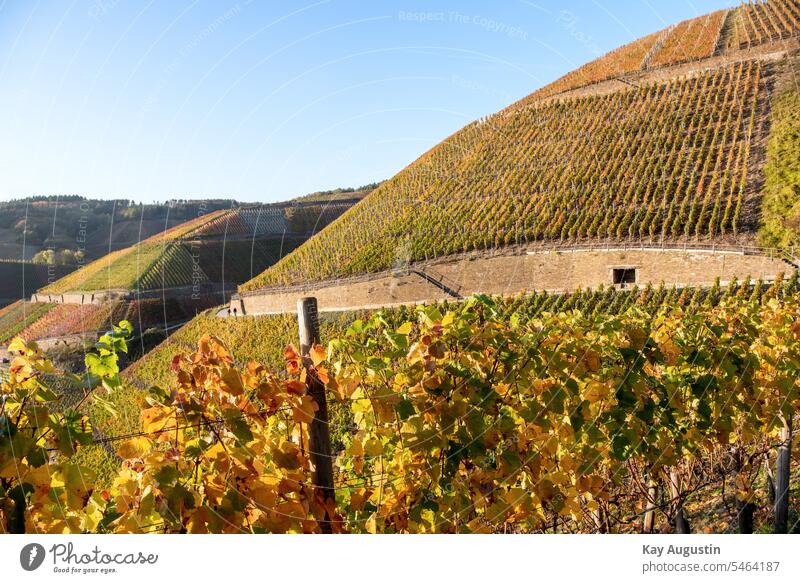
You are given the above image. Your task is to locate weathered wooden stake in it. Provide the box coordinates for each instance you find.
[590,502,607,533]
[643,476,658,533]
[297,297,335,533]
[669,467,691,534]
[773,415,792,534]
[765,452,776,506]
[733,447,754,534]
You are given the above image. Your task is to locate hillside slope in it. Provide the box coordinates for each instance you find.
[241,1,798,292]
[39,200,356,294]
[0,198,232,261]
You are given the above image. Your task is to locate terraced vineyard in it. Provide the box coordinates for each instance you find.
[729,0,800,49]
[192,238,304,283]
[0,301,55,343]
[135,242,209,290]
[41,238,293,293]
[187,208,253,237]
[239,206,287,235]
[40,243,166,293]
[18,302,126,341]
[46,237,306,294]
[647,10,728,69]
[188,203,359,238]
[1,296,216,350]
[523,1,798,103]
[0,300,132,345]
[243,60,771,290]
[530,30,663,101]
[759,84,800,246]
[38,199,362,294]
[284,201,359,233]
[139,208,230,243]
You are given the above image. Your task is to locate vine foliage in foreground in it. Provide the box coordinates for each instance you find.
[0,322,338,533]
[327,295,800,532]
[1,293,799,533]
[110,337,337,533]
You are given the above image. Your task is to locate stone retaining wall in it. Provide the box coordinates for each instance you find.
[232,249,792,315]
[30,290,128,304]
[30,283,231,305]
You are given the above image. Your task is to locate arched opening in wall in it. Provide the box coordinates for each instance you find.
[612,267,637,286]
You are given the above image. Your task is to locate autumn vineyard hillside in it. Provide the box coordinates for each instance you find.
[1,1,799,536]
[39,201,355,295]
[241,1,799,291]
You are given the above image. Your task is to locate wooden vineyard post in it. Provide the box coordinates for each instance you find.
[297,297,335,533]
[733,448,755,534]
[643,475,658,533]
[765,452,776,506]
[773,415,792,534]
[668,468,691,534]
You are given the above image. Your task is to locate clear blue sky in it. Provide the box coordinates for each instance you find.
[0,0,734,203]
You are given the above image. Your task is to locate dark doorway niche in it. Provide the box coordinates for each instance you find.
[612,268,636,285]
